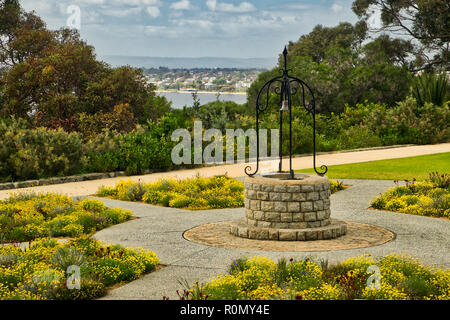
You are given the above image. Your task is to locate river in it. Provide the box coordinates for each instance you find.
[157,91,247,109]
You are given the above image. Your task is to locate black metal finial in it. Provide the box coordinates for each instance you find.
[283,46,288,73]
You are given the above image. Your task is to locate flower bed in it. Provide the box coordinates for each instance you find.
[0,193,133,243]
[370,173,450,218]
[177,255,449,300]
[0,237,159,300]
[97,176,245,210]
[97,176,346,211]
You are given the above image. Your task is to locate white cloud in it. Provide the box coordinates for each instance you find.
[331,3,343,13]
[206,0,256,13]
[171,0,193,10]
[146,6,161,18]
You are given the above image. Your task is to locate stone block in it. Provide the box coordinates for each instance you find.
[269,192,281,201]
[245,209,254,219]
[297,231,306,241]
[268,229,279,240]
[305,230,318,241]
[288,202,300,212]
[280,212,293,222]
[292,192,306,201]
[301,185,314,192]
[238,227,248,238]
[274,185,287,192]
[316,209,326,220]
[307,192,320,201]
[253,211,265,220]
[281,193,292,201]
[257,221,271,228]
[301,201,313,212]
[265,212,280,222]
[250,200,261,211]
[292,212,304,222]
[307,221,321,228]
[246,189,257,199]
[304,212,317,221]
[287,185,301,193]
[274,202,287,212]
[279,229,297,241]
[314,200,324,211]
[261,184,274,192]
[257,191,269,200]
[261,201,274,211]
[249,228,269,240]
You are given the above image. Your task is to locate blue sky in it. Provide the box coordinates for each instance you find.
[21,0,359,58]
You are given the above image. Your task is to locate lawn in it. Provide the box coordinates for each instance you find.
[297,152,450,181]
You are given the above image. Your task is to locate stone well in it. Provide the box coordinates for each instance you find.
[229,173,347,241]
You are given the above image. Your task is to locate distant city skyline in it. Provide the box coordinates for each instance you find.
[21,0,358,59]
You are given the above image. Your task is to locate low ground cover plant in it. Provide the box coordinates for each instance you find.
[0,237,159,300]
[0,193,133,243]
[370,172,450,218]
[97,175,245,210]
[177,254,449,300]
[97,176,346,210]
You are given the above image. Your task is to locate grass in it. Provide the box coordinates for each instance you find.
[296,152,450,180]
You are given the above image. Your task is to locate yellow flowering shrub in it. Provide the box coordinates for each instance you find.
[370,179,449,218]
[0,193,133,243]
[0,237,159,300]
[97,175,245,210]
[182,254,449,300]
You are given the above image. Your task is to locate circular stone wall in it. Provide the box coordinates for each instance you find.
[230,173,347,241]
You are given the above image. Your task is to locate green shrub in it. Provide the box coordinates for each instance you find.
[370,178,449,218]
[0,118,86,182]
[97,176,245,210]
[179,254,449,300]
[0,238,159,300]
[0,193,133,242]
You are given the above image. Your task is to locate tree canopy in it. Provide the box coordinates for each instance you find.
[0,0,170,131]
[352,0,449,71]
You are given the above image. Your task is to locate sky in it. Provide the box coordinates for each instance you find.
[20,0,360,59]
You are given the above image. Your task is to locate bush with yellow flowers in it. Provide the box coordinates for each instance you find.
[178,254,449,300]
[97,175,245,210]
[370,173,450,218]
[0,237,159,300]
[0,193,133,243]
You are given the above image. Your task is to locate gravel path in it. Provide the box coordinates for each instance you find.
[90,179,449,300]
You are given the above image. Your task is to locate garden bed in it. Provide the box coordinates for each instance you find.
[177,254,449,300]
[370,172,449,218]
[0,237,159,300]
[0,193,133,243]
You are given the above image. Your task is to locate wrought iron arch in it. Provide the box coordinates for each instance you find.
[245,46,327,180]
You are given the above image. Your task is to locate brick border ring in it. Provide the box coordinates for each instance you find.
[183,220,395,252]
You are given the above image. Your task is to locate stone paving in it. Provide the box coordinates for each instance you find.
[88,178,450,300]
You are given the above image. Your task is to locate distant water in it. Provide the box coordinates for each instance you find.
[158,92,247,109]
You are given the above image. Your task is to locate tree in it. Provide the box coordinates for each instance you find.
[249,23,412,113]
[0,0,52,67]
[352,0,450,71]
[0,1,171,130]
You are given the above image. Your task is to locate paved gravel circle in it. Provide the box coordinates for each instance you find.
[88,178,449,300]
